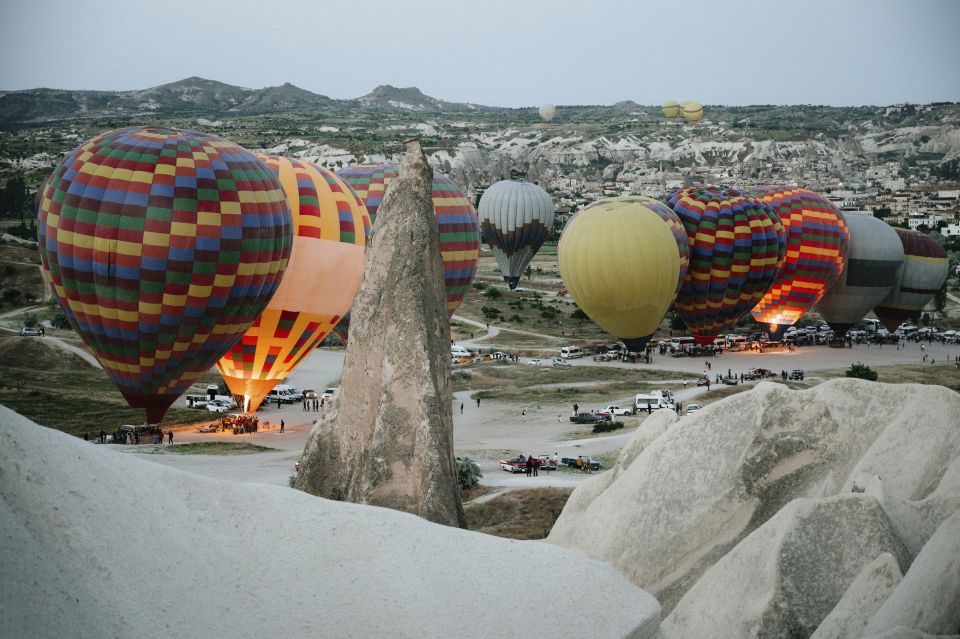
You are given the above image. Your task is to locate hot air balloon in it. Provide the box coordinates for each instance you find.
[539,104,556,122]
[215,155,370,413]
[604,196,689,293]
[873,228,948,331]
[335,163,480,340]
[667,186,786,344]
[661,101,680,119]
[37,126,292,424]
[559,198,688,352]
[816,212,904,335]
[746,186,851,338]
[681,101,703,124]
[477,180,555,290]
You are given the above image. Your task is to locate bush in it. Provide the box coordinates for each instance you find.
[481,305,501,320]
[473,281,488,291]
[571,308,588,321]
[592,420,625,434]
[845,362,878,381]
[457,457,482,489]
[508,314,523,323]
[483,287,502,299]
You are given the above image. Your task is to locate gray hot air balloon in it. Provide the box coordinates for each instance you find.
[478,180,556,290]
[873,228,949,331]
[538,104,556,122]
[816,212,904,335]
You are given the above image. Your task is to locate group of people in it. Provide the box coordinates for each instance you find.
[303,397,324,412]
[220,414,259,434]
[86,428,172,445]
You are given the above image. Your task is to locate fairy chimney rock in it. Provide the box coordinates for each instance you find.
[296,139,465,528]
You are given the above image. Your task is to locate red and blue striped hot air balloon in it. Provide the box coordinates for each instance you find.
[667,186,786,344]
[37,126,292,423]
[334,163,480,343]
[745,186,850,338]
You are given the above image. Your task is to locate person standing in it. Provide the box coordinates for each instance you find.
[167,430,173,445]
[99,429,106,444]
[476,397,480,408]
[573,402,579,414]
[532,456,539,477]
[525,456,533,477]
[460,402,464,414]
[280,419,285,434]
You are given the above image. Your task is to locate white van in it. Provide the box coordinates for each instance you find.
[635,390,675,412]
[451,344,472,358]
[560,346,584,359]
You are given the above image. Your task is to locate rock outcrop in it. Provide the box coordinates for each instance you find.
[0,406,661,639]
[548,379,960,625]
[810,553,903,639]
[295,139,465,527]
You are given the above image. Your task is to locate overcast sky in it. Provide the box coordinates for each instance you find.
[2,0,958,107]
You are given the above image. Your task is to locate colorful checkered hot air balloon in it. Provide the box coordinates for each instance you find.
[37,127,292,423]
[559,197,688,352]
[333,163,480,343]
[873,228,948,332]
[667,186,786,344]
[745,186,850,338]
[215,155,370,413]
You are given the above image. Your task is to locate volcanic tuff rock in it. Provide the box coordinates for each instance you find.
[810,553,903,639]
[0,406,661,639]
[295,139,465,527]
[547,379,960,618]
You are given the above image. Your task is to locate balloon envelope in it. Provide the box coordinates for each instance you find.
[747,186,850,333]
[216,155,370,413]
[539,104,556,121]
[681,101,703,123]
[661,101,680,119]
[603,196,689,294]
[335,164,480,342]
[873,228,948,331]
[667,186,785,344]
[478,180,556,289]
[816,212,904,334]
[37,127,292,423]
[559,198,687,351]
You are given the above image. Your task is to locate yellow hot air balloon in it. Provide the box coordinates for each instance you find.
[215,155,370,413]
[662,100,680,119]
[558,198,686,351]
[681,101,703,123]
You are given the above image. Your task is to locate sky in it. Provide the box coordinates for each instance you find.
[1,0,959,107]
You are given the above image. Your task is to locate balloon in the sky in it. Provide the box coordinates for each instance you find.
[816,212,904,334]
[477,180,556,290]
[681,101,703,123]
[36,126,292,423]
[661,101,680,119]
[335,163,480,338]
[746,186,850,338]
[559,198,688,352]
[872,228,948,331]
[216,155,370,413]
[667,186,786,344]
[539,104,556,122]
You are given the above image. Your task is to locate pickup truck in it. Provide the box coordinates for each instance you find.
[598,405,632,417]
[570,412,606,424]
[560,456,602,471]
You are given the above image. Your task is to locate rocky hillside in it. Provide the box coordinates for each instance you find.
[548,379,960,638]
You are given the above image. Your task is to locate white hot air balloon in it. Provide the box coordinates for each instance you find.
[478,180,555,289]
[538,104,556,122]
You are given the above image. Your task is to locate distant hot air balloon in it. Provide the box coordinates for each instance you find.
[37,127,292,424]
[873,228,948,331]
[667,186,786,344]
[746,186,850,338]
[334,163,480,342]
[478,180,556,290]
[661,101,680,119]
[539,104,556,122]
[681,101,703,124]
[559,198,688,351]
[816,212,904,335]
[215,155,370,413]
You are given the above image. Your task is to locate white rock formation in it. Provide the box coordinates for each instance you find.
[864,510,960,636]
[0,405,661,639]
[548,380,960,619]
[810,553,903,639]
[662,494,907,638]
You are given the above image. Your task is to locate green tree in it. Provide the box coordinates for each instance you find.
[845,362,878,381]
[570,308,588,321]
[456,457,482,490]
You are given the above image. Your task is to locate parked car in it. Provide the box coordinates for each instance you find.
[789,369,805,381]
[685,403,701,415]
[593,353,614,362]
[184,395,210,409]
[602,405,632,416]
[206,400,232,413]
[696,376,710,386]
[560,456,602,471]
[322,388,336,400]
[499,456,529,473]
[526,359,542,366]
[570,412,605,424]
[19,327,42,336]
[303,389,317,400]
[552,357,571,368]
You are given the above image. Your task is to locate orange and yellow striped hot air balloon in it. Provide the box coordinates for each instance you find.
[215,155,370,413]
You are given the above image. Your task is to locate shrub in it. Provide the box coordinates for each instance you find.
[481,306,501,320]
[593,420,625,434]
[473,281,488,291]
[457,457,482,489]
[571,308,588,321]
[508,314,523,323]
[483,287,502,299]
[845,362,878,381]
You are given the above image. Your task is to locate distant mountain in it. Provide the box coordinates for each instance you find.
[0,77,335,125]
[357,84,481,112]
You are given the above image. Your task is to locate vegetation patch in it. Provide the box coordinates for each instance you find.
[165,442,277,455]
[464,487,574,540]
